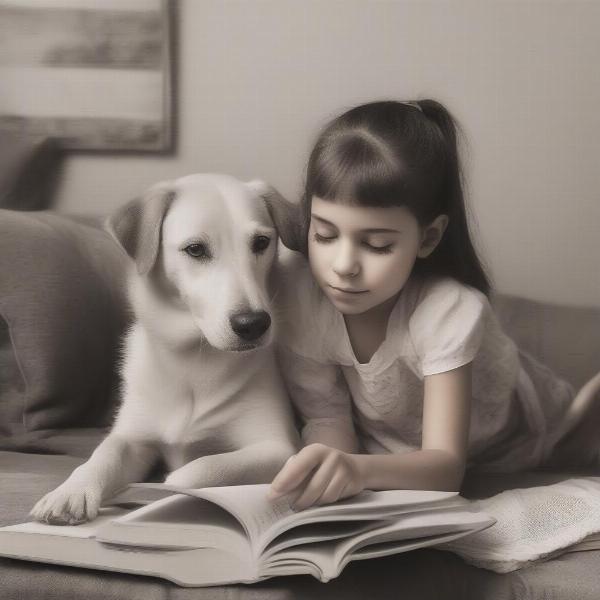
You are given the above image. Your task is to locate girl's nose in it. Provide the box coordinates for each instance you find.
[332,241,360,278]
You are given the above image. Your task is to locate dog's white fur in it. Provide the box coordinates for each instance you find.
[31,173,304,524]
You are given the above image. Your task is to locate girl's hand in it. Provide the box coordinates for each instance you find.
[268,443,365,510]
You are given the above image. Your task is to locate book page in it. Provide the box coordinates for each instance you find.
[1,507,127,539]
[127,482,461,556]
[96,494,249,554]
[262,519,384,560]
[185,485,296,552]
[0,526,255,586]
[128,482,295,553]
[263,507,493,582]
[291,488,459,518]
[332,507,494,568]
[260,489,465,554]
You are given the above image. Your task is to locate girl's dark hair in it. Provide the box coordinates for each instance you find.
[301,99,491,296]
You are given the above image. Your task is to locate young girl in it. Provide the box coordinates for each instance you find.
[268,98,600,511]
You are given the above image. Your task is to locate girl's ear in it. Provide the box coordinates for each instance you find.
[417,214,449,258]
[246,179,308,255]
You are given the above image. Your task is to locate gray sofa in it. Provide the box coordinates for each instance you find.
[1,207,600,600]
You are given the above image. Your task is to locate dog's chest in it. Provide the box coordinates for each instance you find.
[160,400,236,470]
[159,391,214,444]
[156,352,256,445]
[123,326,265,455]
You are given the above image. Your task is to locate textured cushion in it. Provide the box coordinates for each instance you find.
[0,210,129,439]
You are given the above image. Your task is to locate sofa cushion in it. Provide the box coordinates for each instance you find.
[1,449,599,600]
[0,210,130,440]
[0,133,64,211]
[492,294,600,389]
[0,450,89,527]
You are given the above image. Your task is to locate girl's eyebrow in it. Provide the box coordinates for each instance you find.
[311,214,402,234]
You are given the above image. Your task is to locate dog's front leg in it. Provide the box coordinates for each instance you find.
[30,434,159,524]
[165,439,296,488]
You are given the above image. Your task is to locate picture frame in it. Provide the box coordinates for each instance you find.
[0,0,175,153]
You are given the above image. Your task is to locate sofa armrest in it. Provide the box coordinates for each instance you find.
[492,294,600,389]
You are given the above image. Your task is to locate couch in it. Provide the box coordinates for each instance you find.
[1,206,600,600]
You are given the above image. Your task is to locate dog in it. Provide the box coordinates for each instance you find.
[31,173,304,524]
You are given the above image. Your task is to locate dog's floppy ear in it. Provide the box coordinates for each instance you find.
[105,181,175,275]
[246,179,307,256]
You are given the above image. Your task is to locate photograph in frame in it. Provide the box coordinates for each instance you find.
[0,0,174,153]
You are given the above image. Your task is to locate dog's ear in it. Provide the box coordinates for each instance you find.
[246,179,307,256]
[105,181,175,275]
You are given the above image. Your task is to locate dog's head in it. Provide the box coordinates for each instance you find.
[106,173,304,352]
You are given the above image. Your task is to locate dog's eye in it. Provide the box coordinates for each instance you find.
[252,236,271,254]
[184,243,210,259]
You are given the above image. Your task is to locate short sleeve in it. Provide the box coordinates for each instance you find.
[408,278,488,377]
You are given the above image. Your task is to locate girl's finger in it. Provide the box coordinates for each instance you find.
[269,446,325,497]
[290,453,340,510]
[316,470,350,505]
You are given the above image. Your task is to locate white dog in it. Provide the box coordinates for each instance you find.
[31,173,304,524]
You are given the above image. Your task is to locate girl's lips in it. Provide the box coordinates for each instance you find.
[329,285,368,294]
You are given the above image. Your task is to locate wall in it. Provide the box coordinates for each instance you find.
[56,0,600,306]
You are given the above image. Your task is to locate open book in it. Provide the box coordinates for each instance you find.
[0,483,493,586]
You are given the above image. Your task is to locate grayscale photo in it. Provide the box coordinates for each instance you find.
[0,1,599,598]
[0,0,173,151]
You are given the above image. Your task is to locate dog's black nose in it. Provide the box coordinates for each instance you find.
[229,311,271,341]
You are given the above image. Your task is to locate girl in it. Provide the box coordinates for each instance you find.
[268,99,600,511]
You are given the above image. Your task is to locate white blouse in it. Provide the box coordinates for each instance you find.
[275,251,574,472]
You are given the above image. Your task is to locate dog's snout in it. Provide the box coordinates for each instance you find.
[229,311,271,342]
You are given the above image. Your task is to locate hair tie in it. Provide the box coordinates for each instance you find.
[399,101,423,113]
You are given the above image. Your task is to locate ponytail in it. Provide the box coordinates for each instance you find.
[415,100,492,296]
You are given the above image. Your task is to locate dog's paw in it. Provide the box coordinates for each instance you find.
[30,482,102,525]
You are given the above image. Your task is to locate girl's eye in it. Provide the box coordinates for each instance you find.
[252,235,271,254]
[183,243,211,260]
[313,232,336,243]
[364,242,394,254]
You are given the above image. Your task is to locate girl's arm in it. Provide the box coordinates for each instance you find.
[303,422,359,454]
[269,363,471,508]
[356,362,471,492]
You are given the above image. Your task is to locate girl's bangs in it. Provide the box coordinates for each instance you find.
[311,141,413,208]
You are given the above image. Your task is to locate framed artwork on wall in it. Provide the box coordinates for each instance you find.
[0,0,175,153]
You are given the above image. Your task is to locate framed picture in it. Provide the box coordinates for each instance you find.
[0,0,175,153]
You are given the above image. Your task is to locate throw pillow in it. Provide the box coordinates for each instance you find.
[0,209,129,437]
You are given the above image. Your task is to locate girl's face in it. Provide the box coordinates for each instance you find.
[308,197,441,316]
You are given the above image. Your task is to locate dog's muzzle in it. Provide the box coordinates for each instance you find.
[229,310,271,342]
